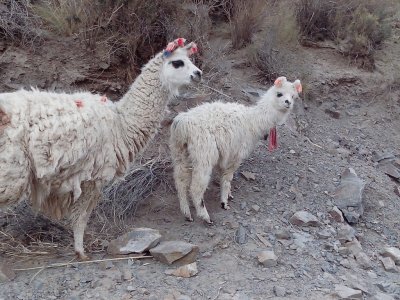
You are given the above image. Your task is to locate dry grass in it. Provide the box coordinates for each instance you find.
[227,0,268,49]
[101,157,173,221]
[295,0,393,69]
[0,0,42,46]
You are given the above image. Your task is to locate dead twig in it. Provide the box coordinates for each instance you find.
[304,136,324,149]
[201,83,233,99]
[14,255,152,272]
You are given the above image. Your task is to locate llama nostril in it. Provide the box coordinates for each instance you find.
[195,70,202,78]
[285,100,290,105]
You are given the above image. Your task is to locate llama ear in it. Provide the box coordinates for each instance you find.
[163,38,187,57]
[294,79,302,93]
[185,42,198,56]
[274,76,287,88]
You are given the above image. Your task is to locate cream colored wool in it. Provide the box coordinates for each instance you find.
[170,77,301,223]
[0,41,202,259]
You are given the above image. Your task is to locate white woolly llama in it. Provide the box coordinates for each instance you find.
[0,38,202,259]
[170,77,302,224]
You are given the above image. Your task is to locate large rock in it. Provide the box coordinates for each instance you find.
[334,285,362,299]
[150,241,199,265]
[289,211,321,227]
[107,228,161,255]
[165,262,198,278]
[333,168,365,224]
[0,263,15,282]
[380,257,398,273]
[380,247,400,265]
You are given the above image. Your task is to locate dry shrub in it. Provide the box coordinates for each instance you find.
[101,157,173,220]
[0,0,42,46]
[296,0,393,69]
[32,0,212,81]
[227,0,268,49]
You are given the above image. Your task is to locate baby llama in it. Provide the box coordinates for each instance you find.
[0,38,202,259]
[170,76,302,223]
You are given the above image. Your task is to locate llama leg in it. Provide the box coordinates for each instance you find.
[220,172,234,210]
[220,163,240,209]
[70,182,100,260]
[190,167,213,224]
[173,162,193,221]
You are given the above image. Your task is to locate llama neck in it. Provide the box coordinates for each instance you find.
[116,53,169,159]
[246,91,288,137]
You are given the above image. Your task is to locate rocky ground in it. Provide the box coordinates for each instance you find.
[1,16,400,300]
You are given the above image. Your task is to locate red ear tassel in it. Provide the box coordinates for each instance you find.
[268,127,278,151]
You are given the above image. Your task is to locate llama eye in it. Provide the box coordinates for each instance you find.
[277,92,283,97]
[171,60,184,68]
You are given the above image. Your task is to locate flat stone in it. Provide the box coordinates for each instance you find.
[355,252,373,270]
[333,168,365,224]
[378,162,400,180]
[337,223,356,244]
[107,228,161,255]
[240,171,256,181]
[372,150,395,162]
[376,281,400,295]
[251,204,260,212]
[273,286,286,297]
[380,247,400,265]
[165,262,198,278]
[371,293,395,300]
[334,285,362,299]
[0,263,15,282]
[380,257,398,273]
[317,228,332,239]
[329,206,345,223]
[235,224,248,244]
[257,250,278,267]
[344,239,363,256]
[150,241,199,265]
[275,228,291,240]
[289,211,321,227]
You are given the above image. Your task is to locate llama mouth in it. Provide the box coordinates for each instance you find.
[190,75,201,83]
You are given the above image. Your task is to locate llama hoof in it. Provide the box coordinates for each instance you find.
[76,251,90,261]
[205,220,214,226]
[228,193,234,200]
[185,216,194,222]
[221,203,230,210]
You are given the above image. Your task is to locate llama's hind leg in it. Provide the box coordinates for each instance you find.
[173,162,193,221]
[190,167,213,224]
[220,164,240,210]
[70,182,100,260]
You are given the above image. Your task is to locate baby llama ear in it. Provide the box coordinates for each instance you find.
[274,76,287,88]
[294,79,302,93]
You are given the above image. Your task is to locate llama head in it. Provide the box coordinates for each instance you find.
[269,76,302,113]
[160,38,202,96]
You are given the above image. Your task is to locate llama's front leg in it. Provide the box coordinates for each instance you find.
[173,163,193,222]
[190,168,213,224]
[72,211,91,260]
[70,182,100,260]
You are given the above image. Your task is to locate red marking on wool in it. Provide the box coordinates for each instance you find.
[75,99,84,108]
[268,127,278,152]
